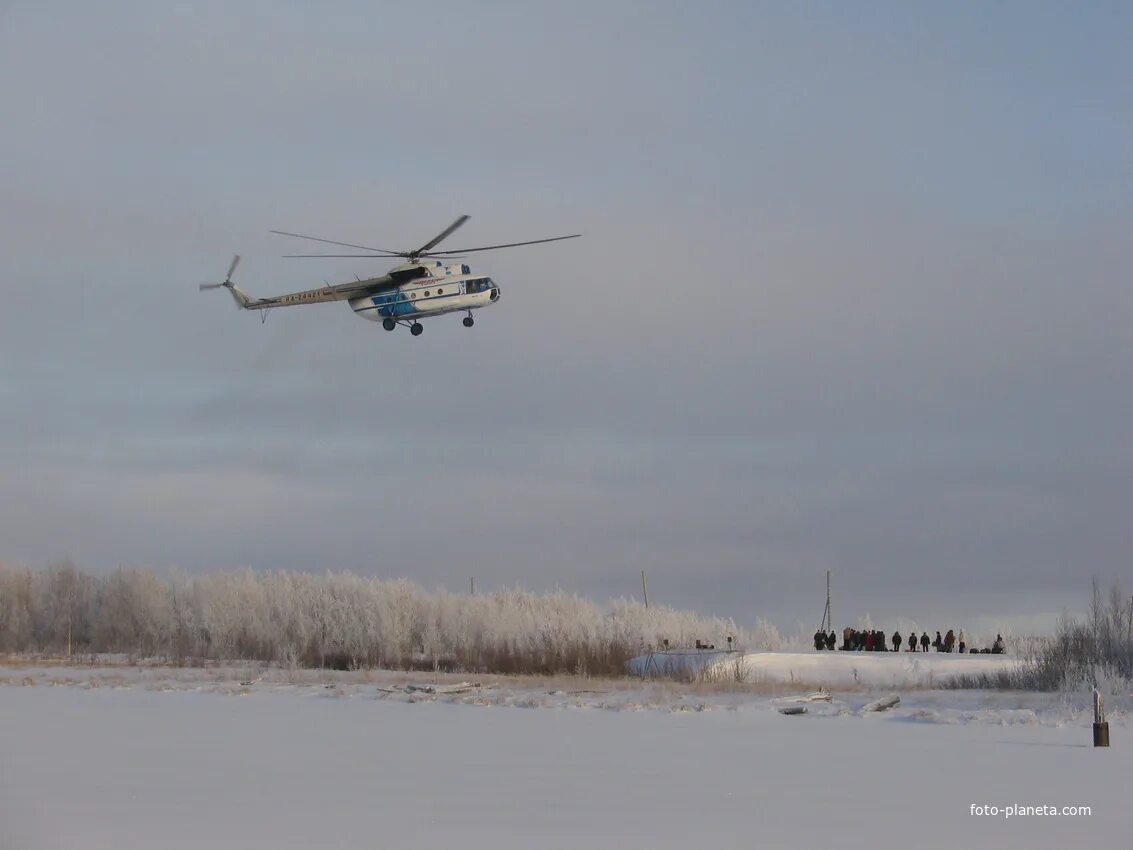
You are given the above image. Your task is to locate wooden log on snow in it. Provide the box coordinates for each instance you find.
[860,694,900,713]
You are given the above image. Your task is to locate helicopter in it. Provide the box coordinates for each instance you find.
[200,215,579,336]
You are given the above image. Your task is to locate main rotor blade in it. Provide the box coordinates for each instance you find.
[413,214,470,255]
[270,230,401,255]
[226,254,241,281]
[424,233,581,256]
[283,253,409,258]
[200,282,226,291]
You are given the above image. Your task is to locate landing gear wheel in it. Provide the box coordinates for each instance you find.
[410,322,423,336]
[463,316,474,328]
[382,318,396,331]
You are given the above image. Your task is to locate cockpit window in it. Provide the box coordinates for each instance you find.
[466,277,492,293]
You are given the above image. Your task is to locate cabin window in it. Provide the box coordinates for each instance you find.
[424,290,430,297]
[437,288,443,295]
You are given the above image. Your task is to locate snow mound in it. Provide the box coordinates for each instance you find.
[626,649,1021,687]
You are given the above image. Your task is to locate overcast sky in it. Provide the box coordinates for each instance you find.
[1,1,1129,632]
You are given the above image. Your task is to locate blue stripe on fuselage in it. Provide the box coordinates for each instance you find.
[364,286,468,316]
[371,291,417,317]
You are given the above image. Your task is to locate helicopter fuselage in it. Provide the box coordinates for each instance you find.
[347,271,500,324]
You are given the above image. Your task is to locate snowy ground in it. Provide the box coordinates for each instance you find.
[1,663,1128,849]
[627,648,1021,687]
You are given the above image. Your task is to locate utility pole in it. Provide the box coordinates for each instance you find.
[819,570,832,633]
[641,569,649,609]
[64,581,74,658]
[470,576,475,596]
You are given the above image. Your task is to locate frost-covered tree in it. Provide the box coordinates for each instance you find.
[1,564,773,674]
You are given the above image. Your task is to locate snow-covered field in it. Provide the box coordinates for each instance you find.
[1,663,1128,849]
[627,648,1021,687]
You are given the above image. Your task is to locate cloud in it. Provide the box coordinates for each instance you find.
[1,1,1130,628]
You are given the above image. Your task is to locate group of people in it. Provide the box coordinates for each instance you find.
[813,627,1006,654]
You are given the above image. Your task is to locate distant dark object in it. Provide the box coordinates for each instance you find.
[1093,689,1109,747]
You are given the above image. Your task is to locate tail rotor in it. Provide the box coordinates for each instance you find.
[199,254,254,309]
[200,254,241,291]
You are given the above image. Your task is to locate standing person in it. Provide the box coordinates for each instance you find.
[958,629,966,654]
[908,632,917,652]
[814,629,825,651]
[920,631,930,652]
[891,630,902,652]
[842,626,853,651]
[992,634,1005,654]
[826,631,836,650]
[933,631,943,652]
[944,629,955,653]
[864,630,875,652]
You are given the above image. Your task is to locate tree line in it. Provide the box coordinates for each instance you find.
[0,562,781,675]
[942,578,1133,693]
[1026,578,1133,691]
